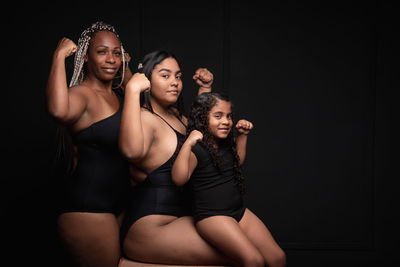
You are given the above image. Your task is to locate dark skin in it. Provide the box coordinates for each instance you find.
[46,30,126,267]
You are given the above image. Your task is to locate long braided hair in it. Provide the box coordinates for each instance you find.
[54,21,126,178]
[187,92,246,194]
[69,21,127,88]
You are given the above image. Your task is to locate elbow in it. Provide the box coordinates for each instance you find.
[46,97,69,122]
[46,105,68,123]
[172,173,188,187]
[174,179,186,187]
[119,143,144,163]
[171,169,187,187]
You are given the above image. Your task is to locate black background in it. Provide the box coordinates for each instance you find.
[2,1,397,266]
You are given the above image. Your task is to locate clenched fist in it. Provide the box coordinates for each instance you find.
[193,68,213,88]
[236,120,253,135]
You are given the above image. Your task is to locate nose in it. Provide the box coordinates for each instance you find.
[171,77,179,87]
[106,52,116,64]
[221,116,229,125]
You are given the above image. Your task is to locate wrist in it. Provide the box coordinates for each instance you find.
[125,84,143,95]
[53,52,67,61]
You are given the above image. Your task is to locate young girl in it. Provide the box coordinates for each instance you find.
[172,92,286,267]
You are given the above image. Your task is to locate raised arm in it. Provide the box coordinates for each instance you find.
[45,37,87,124]
[172,130,203,186]
[193,68,214,95]
[235,119,254,165]
[119,73,152,162]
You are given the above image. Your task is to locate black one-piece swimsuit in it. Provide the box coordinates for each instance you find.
[58,88,131,216]
[120,113,191,242]
[190,142,246,223]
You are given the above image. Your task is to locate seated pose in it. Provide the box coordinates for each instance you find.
[119,50,230,264]
[172,92,286,267]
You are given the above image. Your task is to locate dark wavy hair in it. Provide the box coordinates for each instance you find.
[137,50,185,117]
[187,92,245,194]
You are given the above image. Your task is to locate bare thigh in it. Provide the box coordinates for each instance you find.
[123,215,229,265]
[196,216,264,267]
[239,209,286,267]
[58,212,121,267]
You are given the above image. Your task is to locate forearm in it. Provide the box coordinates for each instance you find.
[236,134,248,165]
[197,86,211,95]
[119,88,146,161]
[45,54,69,119]
[172,143,193,186]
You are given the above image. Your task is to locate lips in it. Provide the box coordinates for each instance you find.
[167,90,179,95]
[102,67,117,74]
[218,128,230,133]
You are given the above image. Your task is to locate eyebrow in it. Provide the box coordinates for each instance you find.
[158,68,182,74]
[96,45,121,49]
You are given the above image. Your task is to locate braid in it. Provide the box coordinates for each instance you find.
[69,21,126,87]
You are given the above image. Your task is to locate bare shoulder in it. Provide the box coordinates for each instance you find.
[68,84,93,99]
[140,108,159,129]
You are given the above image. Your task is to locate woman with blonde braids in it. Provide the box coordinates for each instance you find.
[46,21,131,267]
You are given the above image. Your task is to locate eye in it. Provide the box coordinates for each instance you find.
[162,74,170,79]
[176,74,182,80]
[97,50,106,55]
[114,51,122,56]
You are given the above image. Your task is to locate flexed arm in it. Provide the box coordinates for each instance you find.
[45,37,86,124]
[172,130,203,186]
[193,68,214,95]
[119,73,152,162]
[235,120,254,165]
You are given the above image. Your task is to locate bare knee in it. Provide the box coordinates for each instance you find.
[239,251,264,267]
[266,248,286,267]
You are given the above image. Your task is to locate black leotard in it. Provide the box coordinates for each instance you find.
[120,112,191,242]
[190,142,245,223]
[58,89,131,216]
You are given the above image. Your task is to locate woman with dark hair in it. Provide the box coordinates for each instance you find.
[118,50,229,264]
[46,21,132,267]
[172,92,286,267]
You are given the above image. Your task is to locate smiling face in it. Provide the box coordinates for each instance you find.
[208,99,233,139]
[85,31,122,82]
[150,57,183,107]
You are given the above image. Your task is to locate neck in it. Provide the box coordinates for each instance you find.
[150,97,173,116]
[82,75,113,92]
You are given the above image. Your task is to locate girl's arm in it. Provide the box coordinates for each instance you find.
[172,130,203,186]
[119,73,152,162]
[45,37,87,124]
[235,119,254,165]
[193,68,214,95]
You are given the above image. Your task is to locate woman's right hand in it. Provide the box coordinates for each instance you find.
[187,130,203,147]
[54,37,77,59]
[125,73,150,93]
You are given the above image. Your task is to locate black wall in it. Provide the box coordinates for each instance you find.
[2,1,397,266]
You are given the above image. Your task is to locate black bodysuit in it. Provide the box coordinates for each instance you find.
[59,89,130,216]
[190,142,245,223]
[120,113,191,242]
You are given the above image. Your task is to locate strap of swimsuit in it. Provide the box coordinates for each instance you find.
[152,111,186,132]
